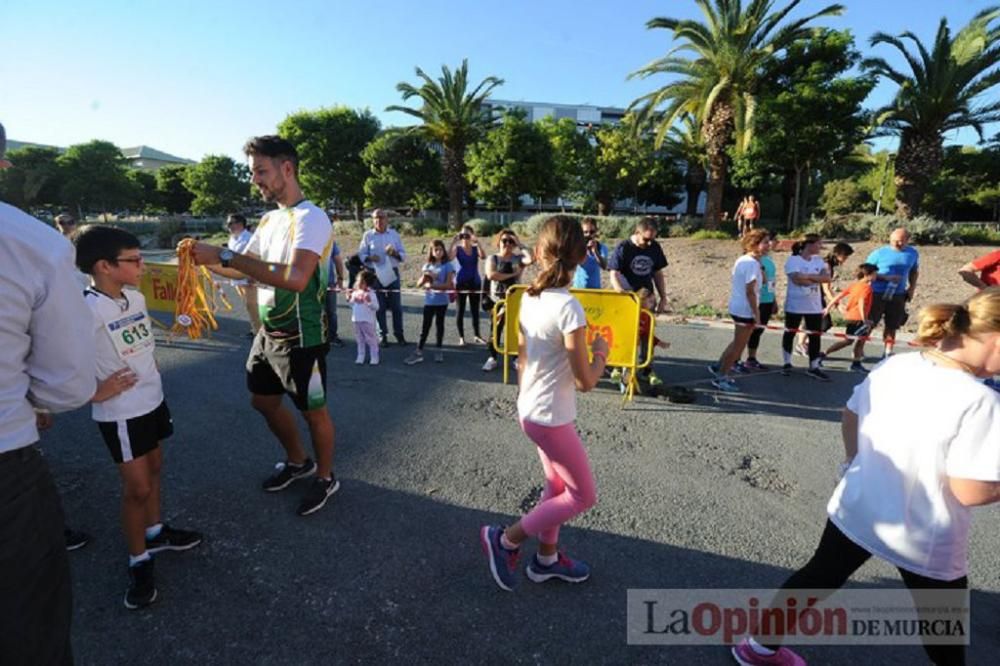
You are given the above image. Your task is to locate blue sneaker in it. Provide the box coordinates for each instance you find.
[711,377,740,393]
[707,363,720,377]
[480,525,520,591]
[526,552,591,584]
[732,361,749,374]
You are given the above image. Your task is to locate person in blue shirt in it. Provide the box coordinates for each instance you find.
[863,228,920,357]
[405,240,455,365]
[572,217,608,289]
[325,240,346,347]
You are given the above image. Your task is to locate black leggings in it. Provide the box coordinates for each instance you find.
[489,309,505,360]
[748,301,775,352]
[782,312,823,361]
[418,305,447,350]
[455,280,481,338]
[765,520,967,665]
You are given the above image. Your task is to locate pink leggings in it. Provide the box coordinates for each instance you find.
[519,419,597,545]
[353,321,379,361]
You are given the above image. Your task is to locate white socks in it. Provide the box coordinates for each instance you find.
[782,350,792,365]
[145,523,163,539]
[129,551,151,567]
[536,552,558,566]
[499,532,519,551]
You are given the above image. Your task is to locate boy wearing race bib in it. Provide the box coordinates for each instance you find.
[75,226,202,611]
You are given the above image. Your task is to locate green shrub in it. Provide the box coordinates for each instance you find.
[794,213,960,245]
[690,229,732,240]
[333,220,364,236]
[683,304,723,318]
[818,179,870,216]
[466,218,501,237]
[510,221,531,238]
[954,226,1000,245]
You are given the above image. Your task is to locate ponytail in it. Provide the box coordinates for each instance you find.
[525,215,586,297]
[915,304,972,345]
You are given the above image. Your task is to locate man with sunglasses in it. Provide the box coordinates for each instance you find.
[572,217,608,289]
[608,218,670,313]
[0,121,97,664]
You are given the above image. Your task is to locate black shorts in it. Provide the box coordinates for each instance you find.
[97,401,172,464]
[844,320,870,337]
[869,296,908,330]
[246,332,329,411]
[730,314,756,326]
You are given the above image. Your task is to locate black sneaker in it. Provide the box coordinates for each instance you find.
[395,335,409,346]
[124,559,157,610]
[65,528,90,552]
[850,361,869,373]
[146,524,203,554]
[296,476,340,516]
[262,458,317,492]
[330,335,345,348]
[781,363,792,376]
[806,367,831,382]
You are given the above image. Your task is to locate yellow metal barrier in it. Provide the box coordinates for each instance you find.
[491,287,655,402]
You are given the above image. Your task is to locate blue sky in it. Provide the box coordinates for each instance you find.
[1,0,996,161]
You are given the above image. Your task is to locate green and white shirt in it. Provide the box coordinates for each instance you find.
[247,200,334,347]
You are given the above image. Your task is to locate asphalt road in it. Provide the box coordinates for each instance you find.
[44,292,1000,665]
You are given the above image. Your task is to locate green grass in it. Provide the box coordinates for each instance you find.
[689,229,733,240]
[682,303,724,318]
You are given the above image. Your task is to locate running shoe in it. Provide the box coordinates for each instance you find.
[297,477,340,516]
[473,336,488,345]
[850,361,868,373]
[146,524,202,553]
[434,351,444,363]
[609,368,622,382]
[744,358,768,371]
[124,559,157,610]
[794,342,808,357]
[707,363,721,377]
[482,357,498,372]
[370,358,380,366]
[404,351,424,365]
[711,377,740,393]
[731,638,805,665]
[525,552,590,584]
[806,368,831,382]
[648,372,664,387]
[732,361,749,375]
[355,357,365,365]
[480,525,520,591]
[781,363,792,376]
[65,528,90,552]
[457,337,466,347]
[262,458,317,492]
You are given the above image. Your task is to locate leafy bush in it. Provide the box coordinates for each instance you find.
[818,179,870,216]
[690,229,732,240]
[466,218,501,237]
[683,304,723,318]
[333,220,364,236]
[795,213,960,245]
[953,226,1000,245]
[510,221,531,238]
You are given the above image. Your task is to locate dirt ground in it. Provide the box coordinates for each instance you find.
[339,235,991,335]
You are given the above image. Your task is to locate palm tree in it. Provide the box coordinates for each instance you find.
[662,114,708,216]
[387,60,503,228]
[628,0,844,228]
[864,7,1000,219]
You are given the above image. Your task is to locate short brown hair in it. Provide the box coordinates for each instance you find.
[741,229,770,253]
[243,135,299,173]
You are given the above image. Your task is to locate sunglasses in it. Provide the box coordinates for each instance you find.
[500,238,517,246]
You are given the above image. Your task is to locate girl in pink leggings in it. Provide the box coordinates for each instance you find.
[480,215,608,591]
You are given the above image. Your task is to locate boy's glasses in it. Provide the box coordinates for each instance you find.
[115,256,144,265]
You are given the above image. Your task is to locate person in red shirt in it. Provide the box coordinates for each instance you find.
[820,263,878,372]
[959,249,1000,290]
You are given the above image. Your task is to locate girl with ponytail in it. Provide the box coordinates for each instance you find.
[481,215,607,592]
[735,288,1000,666]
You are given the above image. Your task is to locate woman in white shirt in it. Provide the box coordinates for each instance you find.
[480,216,607,592]
[734,288,1000,666]
[781,234,831,381]
[709,229,770,393]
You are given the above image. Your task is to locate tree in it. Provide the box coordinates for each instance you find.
[729,29,875,228]
[388,59,504,229]
[361,130,443,211]
[661,114,707,216]
[279,107,380,220]
[183,155,249,215]
[58,140,134,215]
[155,164,194,214]
[629,0,844,227]
[0,146,62,210]
[864,7,1000,218]
[590,115,681,215]
[466,110,558,211]
[537,116,597,205]
[817,178,869,215]
[126,170,159,214]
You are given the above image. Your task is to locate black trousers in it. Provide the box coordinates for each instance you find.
[418,304,447,350]
[0,446,73,666]
[748,301,775,351]
[455,279,481,338]
[766,520,967,665]
[782,312,823,360]
[489,309,506,360]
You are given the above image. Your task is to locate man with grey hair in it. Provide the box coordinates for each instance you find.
[0,121,97,664]
[359,208,408,346]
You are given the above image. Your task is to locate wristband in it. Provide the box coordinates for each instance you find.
[592,351,607,362]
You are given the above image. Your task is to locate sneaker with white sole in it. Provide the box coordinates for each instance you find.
[145,523,202,554]
[480,525,520,591]
[296,476,340,516]
[482,357,498,372]
[711,377,740,393]
[262,459,317,492]
[708,363,721,377]
[473,336,487,345]
[525,552,590,583]
[355,357,364,365]
[806,367,831,382]
[781,363,792,376]
[404,351,424,365]
[731,637,805,665]
[124,559,157,610]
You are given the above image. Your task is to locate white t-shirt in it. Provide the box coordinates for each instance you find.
[784,254,826,314]
[85,288,164,422]
[516,289,588,426]
[349,289,379,324]
[728,254,761,319]
[226,229,254,286]
[828,353,1000,580]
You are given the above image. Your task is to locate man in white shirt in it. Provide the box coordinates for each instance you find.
[359,209,408,346]
[226,213,261,336]
[0,121,97,666]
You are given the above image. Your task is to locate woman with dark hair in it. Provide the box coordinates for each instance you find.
[481,229,532,372]
[793,242,853,356]
[782,234,831,380]
[449,224,487,346]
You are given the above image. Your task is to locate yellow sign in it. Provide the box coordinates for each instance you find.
[140,262,181,312]
[493,287,654,400]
